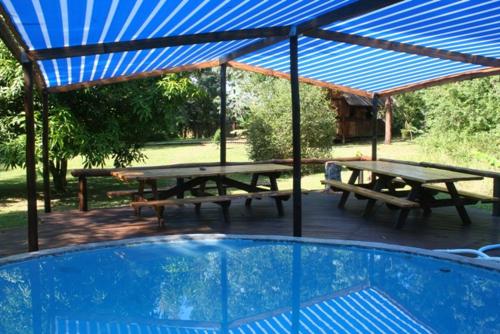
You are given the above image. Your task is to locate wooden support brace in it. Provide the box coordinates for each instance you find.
[395,183,422,229]
[78,175,88,212]
[445,182,472,226]
[269,174,285,217]
[245,174,260,207]
[338,170,360,209]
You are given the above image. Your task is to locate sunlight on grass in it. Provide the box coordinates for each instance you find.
[0,140,496,230]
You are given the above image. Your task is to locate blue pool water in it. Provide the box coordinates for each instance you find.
[0,236,499,334]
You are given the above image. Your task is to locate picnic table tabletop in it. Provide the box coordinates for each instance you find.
[333,160,482,184]
[111,163,293,182]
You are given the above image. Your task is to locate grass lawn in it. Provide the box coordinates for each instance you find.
[0,139,495,229]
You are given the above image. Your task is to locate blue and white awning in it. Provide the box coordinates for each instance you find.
[235,36,484,94]
[37,40,258,88]
[56,288,434,334]
[0,0,499,95]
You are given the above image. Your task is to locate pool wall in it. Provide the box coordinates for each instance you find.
[1,234,499,272]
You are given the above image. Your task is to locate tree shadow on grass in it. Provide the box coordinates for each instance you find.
[0,210,27,230]
[0,175,28,200]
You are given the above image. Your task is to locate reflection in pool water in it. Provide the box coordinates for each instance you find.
[0,238,499,333]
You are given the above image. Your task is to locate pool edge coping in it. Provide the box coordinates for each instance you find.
[1,234,499,271]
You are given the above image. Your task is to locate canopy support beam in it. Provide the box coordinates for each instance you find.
[22,55,38,252]
[306,30,500,68]
[219,0,404,63]
[220,63,227,166]
[227,61,373,98]
[46,60,219,93]
[0,15,22,62]
[290,30,302,238]
[42,90,51,213]
[28,27,291,61]
[378,67,500,96]
[20,1,404,63]
[371,95,379,161]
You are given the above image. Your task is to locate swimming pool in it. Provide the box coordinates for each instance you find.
[0,235,498,333]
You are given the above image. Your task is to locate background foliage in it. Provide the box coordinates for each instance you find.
[0,42,221,191]
[1,34,499,195]
[239,74,337,161]
[393,76,500,167]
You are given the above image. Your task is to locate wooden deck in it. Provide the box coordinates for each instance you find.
[1,192,499,257]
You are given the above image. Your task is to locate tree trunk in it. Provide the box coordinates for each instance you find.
[50,158,68,193]
[385,96,393,145]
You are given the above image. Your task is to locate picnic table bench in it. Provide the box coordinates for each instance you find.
[112,163,294,225]
[323,160,498,229]
[321,179,420,210]
[132,190,293,226]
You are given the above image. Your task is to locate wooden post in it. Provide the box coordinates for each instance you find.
[22,55,38,252]
[384,96,392,145]
[78,176,88,211]
[493,178,500,217]
[220,63,227,166]
[289,29,302,237]
[42,90,51,213]
[371,94,379,161]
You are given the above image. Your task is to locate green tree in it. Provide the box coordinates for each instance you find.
[0,79,167,192]
[48,80,167,190]
[158,70,219,139]
[391,76,500,167]
[0,41,220,192]
[242,74,336,161]
[0,41,25,169]
[392,91,426,140]
[420,76,500,166]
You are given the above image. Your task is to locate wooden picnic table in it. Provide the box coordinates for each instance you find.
[112,164,292,182]
[111,163,293,218]
[327,160,484,228]
[338,161,483,184]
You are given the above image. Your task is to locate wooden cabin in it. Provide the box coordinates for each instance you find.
[329,91,385,143]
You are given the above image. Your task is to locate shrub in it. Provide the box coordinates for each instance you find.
[245,77,336,161]
[392,91,426,138]
[212,128,221,146]
[419,76,500,167]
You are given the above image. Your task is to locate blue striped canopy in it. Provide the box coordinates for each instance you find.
[56,288,433,334]
[0,0,499,95]
[236,36,484,94]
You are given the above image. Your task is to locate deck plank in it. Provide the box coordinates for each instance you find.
[1,192,499,257]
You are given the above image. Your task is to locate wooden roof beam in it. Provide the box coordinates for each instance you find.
[28,27,291,61]
[2,0,404,92]
[46,60,219,93]
[228,61,374,98]
[306,29,500,68]
[219,0,405,63]
[26,1,405,63]
[378,67,500,96]
[0,15,22,62]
